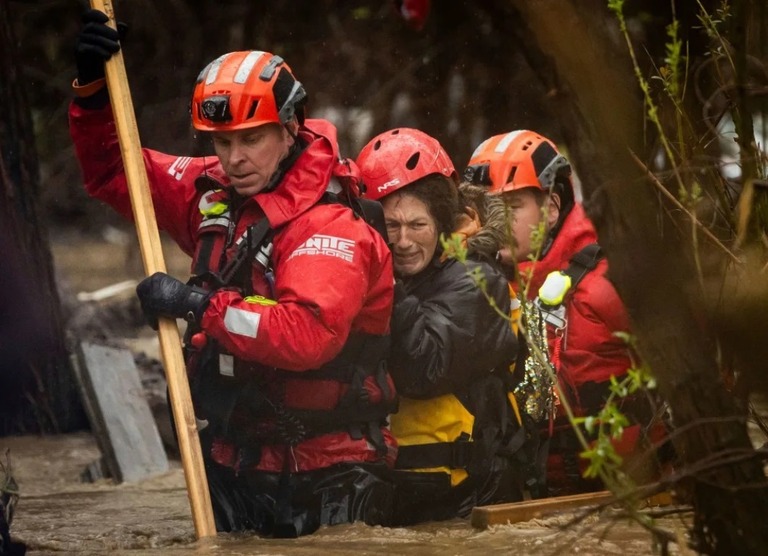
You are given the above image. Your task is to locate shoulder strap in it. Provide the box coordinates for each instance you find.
[536,242,603,311]
[354,197,388,242]
[562,243,603,289]
[320,191,388,243]
[219,218,274,288]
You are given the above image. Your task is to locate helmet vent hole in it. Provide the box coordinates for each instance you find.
[506,168,517,184]
[405,152,420,170]
[246,100,259,120]
[392,129,400,135]
[373,140,382,150]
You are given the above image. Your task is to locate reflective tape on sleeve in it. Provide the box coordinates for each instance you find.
[223,306,262,338]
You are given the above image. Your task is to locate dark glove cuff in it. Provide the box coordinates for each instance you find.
[73,87,110,110]
[186,287,213,323]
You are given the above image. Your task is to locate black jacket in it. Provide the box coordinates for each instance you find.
[389,255,518,400]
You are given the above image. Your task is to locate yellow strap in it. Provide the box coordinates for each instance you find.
[508,393,523,427]
[243,295,277,306]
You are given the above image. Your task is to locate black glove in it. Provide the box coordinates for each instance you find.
[74,9,127,85]
[136,272,212,329]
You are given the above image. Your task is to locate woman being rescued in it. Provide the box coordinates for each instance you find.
[356,128,532,525]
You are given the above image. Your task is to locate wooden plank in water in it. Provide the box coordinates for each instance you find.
[472,490,616,529]
[472,490,674,529]
[74,342,169,483]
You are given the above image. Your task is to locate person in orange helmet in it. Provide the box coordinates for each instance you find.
[465,130,667,495]
[69,10,398,537]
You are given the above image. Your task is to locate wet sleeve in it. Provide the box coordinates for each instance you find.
[68,100,210,255]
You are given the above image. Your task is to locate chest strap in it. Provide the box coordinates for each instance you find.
[190,218,274,293]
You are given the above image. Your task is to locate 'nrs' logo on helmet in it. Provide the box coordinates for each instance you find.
[377,178,401,193]
[289,234,356,263]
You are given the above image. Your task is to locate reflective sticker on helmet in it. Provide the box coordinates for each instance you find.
[223,306,261,338]
[195,61,212,84]
[205,53,230,85]
[234,51,265,84]
[495,130,526,153]
[470,138,489,159]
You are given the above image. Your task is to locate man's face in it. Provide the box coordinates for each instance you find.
[499,188,547,264]
[211,124,294,197]
[381,192,438,277]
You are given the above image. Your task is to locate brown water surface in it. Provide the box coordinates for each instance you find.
[3,433,686,556]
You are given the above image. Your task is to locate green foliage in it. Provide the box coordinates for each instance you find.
[573,354,656,481]
[661,19,684,102]
[695,0,733,49]
[439,232,467,264]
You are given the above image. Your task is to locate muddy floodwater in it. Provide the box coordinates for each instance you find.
[4,432,688,556]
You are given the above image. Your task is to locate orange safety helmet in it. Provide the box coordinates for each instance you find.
[356,128,457,201]
[463,130,571,195]
[191,50,307,132]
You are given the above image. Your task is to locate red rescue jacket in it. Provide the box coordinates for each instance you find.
[517,204,632,412]
[69,102,397,472]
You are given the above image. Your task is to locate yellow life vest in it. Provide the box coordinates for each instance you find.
[390,395,474,486]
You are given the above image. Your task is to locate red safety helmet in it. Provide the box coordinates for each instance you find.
[463,130,572,195]
[191,50,307,132]
[356,128,457,201]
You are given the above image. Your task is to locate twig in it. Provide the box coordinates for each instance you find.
[630,150,740,263]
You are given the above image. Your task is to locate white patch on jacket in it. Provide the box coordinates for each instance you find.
[168,156,192,180]
[224,306,262,338]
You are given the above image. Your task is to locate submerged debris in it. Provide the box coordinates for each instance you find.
[0,450,25,555]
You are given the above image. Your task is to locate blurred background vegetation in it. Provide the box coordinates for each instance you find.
[12,0,720,230]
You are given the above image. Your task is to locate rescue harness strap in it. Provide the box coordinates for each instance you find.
[396,437,473,470]
[561,243,603,288]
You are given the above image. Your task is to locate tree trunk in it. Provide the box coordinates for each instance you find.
[510,0,768,553]
[0,1,87,434]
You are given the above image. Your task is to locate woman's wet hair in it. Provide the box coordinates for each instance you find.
[401,174,460,239]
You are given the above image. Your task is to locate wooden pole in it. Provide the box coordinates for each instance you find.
[88,0,216,539]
